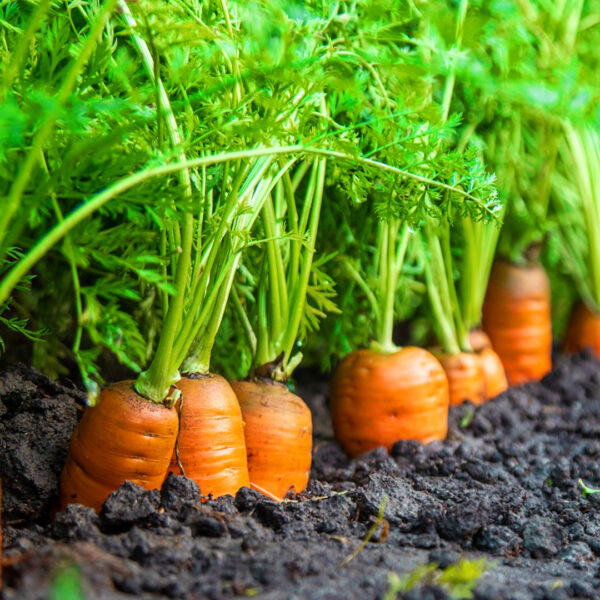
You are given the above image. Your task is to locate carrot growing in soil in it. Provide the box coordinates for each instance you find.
[227,156,331,500]
[320,0,497,456]
[59,2,198,511]
[461,2,592,384]
[330,213,451,457]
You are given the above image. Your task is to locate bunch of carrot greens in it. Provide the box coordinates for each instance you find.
[447,0,600,385]
[551,123,600,358]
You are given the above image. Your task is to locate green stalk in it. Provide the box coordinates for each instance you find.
[280,157,327,371]
[231,286,257,357]
[179,157,297,375]
[422,221,461,355]
[375,219,397,352]
[118,1,194,404]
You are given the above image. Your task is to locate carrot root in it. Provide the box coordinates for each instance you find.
[330,347,449,458]
[58,381,178,512]
[231,379,312,501]
[168,374,249,498]
[436,351,487,406]
[482,259,552,385]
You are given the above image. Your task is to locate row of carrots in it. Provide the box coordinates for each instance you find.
[2,2,600,523]
[57,253,599,511]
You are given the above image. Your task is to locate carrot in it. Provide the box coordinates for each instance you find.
[59,381,178,511]
[482,259,552,385]
[468,330,508,398]
[168,375,249,498]
[330,347,449,458]
[564,301,600,358]
[230,379,312,501]
[434,352,486,406]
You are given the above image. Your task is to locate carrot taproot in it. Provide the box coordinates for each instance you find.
[58,381,178,511]
[435,351,486,406]
[230,379,312,501]
[168,374,249,498]
[564,301,600,358]
[330,347,449,458]
[482,259,552,385]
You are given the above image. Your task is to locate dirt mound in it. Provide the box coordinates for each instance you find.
[3,352,600,599]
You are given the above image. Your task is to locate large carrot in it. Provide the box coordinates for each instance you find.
[59,381,178,511]
[482,259,552,384]
[330,347,448,457]
[168,375,249,498]
[564,301,600,358]
[231,379,312,500]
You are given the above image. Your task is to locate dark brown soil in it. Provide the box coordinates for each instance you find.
[2,352,600,599]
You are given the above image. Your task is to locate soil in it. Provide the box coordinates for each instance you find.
[2,352,600,599]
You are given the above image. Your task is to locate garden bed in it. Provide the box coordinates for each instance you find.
[2,351,600,600]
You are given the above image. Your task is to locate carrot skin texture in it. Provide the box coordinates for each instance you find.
[59,381,179,511]
[564,301,600,358]
[168,375,249,498]
[482,259,552,385]
[330,347,449,458]
[231,380,312,501]
[436,352,487,406]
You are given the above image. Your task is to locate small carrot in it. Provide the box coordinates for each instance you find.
[168,375,249,498]
[434,351,486,406]
[231,379,312,500]
[330,347,449,458]
[468,330,508,399]
[564,301,600,358]
[59,381,179,511]
[482,259,552,385]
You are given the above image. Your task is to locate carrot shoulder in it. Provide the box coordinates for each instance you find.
[330,347,449,458]
[59,381,178,511]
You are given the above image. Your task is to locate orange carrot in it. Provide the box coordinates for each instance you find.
[59,381,178,511]
[435,351,486,406]
[482,259,552,385]
[168,374,249,498]
[564,301,600,358]
[468,330,508,398]
[330,347,449,458]
[230,379,312,501]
